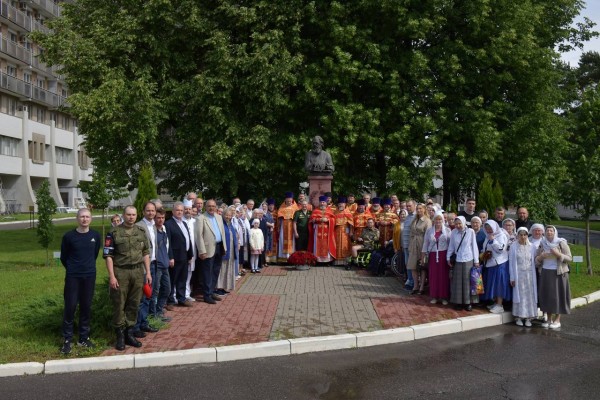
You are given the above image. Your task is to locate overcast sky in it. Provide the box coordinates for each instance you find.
[561,1,600,66]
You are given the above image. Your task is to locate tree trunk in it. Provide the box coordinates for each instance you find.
[586,217,593,275]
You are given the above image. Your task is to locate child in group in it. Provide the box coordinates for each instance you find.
[249,219,265,273]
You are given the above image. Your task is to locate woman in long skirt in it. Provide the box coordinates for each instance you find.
[535,225,571,329]
[481,220,512,314]
[447,216,480,311]
[422,212,452,305]
[216,209,238,294]
[509,227,537,326]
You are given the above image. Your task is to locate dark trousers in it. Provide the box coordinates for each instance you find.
[169,259,189,304]
[152,267,171,315]
[191,257,204,296]
[63,275,96,341]
[201,245,222,299]
[134,263,156,332]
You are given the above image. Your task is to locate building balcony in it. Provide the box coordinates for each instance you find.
[1,37,55,75]
[0,71,67,109]
[29,0,62,18]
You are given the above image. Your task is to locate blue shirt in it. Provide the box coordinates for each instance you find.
[207,214,222,243]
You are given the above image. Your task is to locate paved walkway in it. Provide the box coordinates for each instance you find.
[102,265,483,356]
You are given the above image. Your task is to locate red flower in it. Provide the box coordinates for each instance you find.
[287,251,317,266]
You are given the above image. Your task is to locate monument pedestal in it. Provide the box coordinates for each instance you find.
[308,175,333,208]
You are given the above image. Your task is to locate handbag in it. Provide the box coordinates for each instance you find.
[449,232,466,267]
[470,266,484,296]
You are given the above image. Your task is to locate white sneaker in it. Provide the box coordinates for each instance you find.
[541,322,550,328]
[524,319,532,327]
[442,300,448,305]
[549,322,561,329]
[430,299,437,304]
[490,304,504,314]
[186,296,196,302]
[515,319,523,326]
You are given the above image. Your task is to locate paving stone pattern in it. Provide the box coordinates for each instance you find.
[102,265,483,356]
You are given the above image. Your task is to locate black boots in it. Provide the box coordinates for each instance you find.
[115,327,143,350]
[125,328,142,348]
[115,328,125,351]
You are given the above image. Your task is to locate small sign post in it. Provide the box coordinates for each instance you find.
[53,251,61,267]
[573,256,583,274]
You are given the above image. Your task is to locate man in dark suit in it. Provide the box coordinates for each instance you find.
[165,201,194,307]
[195,199,227,304]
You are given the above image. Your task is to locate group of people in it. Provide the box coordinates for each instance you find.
[58,194,572,353]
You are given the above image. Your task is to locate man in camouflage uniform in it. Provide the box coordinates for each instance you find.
[104,205,152,351]
[351,217,380,265]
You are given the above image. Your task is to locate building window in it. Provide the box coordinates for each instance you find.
[24,72,32,83]
[0,135,19,157]
[37,78,45,89]
[55,147,72,164]
[7,98,17,116]
[6,65,17,77]
[78,146,89,169]
[35,106,46,123]
[29,133,45,164]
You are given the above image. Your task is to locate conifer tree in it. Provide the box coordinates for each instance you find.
[134,164,158,218]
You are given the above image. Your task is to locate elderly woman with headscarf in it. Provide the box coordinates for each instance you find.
[509,227,538,327]
[447,216,480,311]
[529,223,545,321]
[481,220,511,313]
[535,225,572,329]
[422,212,452,305]
[407,203,432,295]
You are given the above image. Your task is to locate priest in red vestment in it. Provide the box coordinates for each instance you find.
[309,195,336,263]
[277,192,299,263]
[333,196,354,269]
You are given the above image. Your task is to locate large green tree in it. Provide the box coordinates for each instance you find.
[34,0,593,204]
[561,52,600,275]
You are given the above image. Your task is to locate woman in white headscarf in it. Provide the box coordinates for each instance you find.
[509,227,538,327]
[535,225,571,329]
[447,216,480,311]
[422,212,452,305]
[481,220,511,314]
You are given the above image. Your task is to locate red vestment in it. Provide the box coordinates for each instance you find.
[309,207,336,263]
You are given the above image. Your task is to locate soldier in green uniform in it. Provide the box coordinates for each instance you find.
[293,200,312,251]
[103,205,152,351]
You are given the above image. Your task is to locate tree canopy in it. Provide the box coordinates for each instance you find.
[33,0,595,206]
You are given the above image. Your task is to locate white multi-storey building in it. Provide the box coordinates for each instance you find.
[0,0,90,213]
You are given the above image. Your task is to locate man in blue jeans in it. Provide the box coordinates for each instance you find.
[59,208,101,354]
[152,208,172,321]
[132,202,160,338]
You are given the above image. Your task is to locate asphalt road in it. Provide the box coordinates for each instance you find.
[3,301,599,400]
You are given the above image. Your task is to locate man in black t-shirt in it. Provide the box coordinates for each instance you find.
[458,198,477,227]
[59,208,101,354]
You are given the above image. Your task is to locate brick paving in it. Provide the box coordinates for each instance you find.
[101,265,485,355]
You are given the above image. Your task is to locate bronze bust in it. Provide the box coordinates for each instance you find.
[304,135,334,176]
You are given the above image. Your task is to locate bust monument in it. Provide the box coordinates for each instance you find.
[304,135,334,176]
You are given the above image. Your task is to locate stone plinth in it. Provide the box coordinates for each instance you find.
[308,175,333,208]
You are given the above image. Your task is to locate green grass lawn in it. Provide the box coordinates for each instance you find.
[551,220,600,231]
[0,209,108,222]
[0,223,599,364]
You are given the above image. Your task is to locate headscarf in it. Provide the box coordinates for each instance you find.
[502,218,516,235]
[252,218,260,226]
[541,225,566,251]
[529,223,544,235]
[483,219,502,239]
[454,215,467,232]
[516,226,530,245]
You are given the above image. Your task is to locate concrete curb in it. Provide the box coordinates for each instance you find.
[1,293,598,377]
